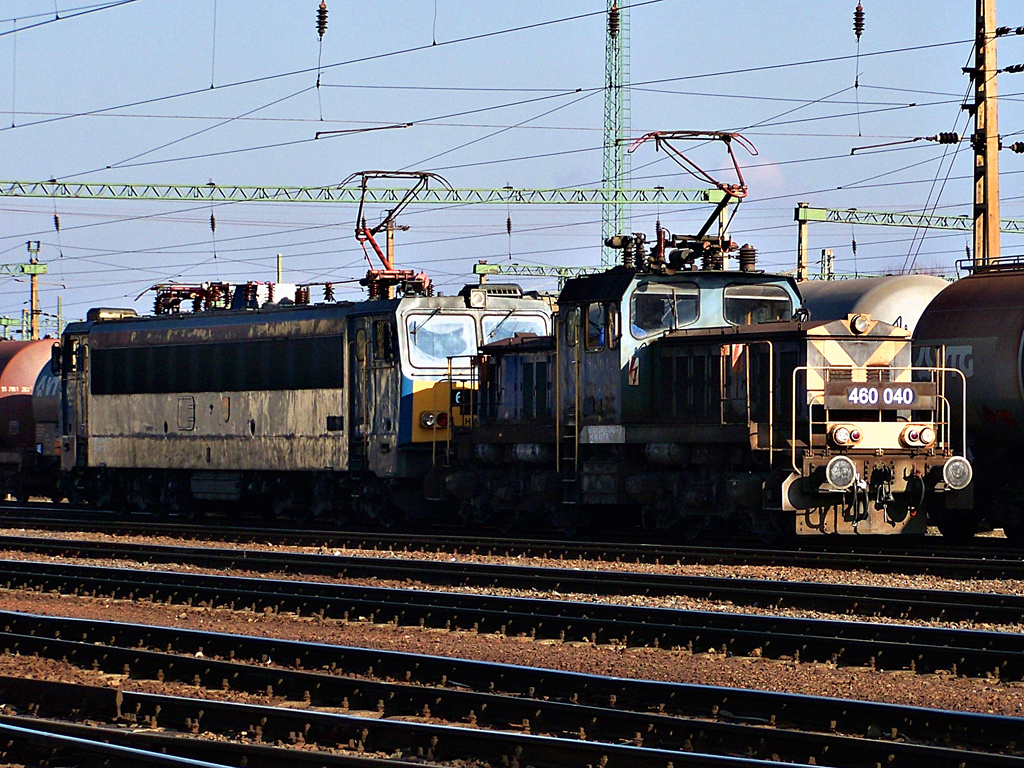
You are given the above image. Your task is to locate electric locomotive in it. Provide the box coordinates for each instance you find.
[444,229,973,537]
[54,277,552,523]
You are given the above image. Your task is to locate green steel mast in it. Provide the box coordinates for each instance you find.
[602,1,630,267]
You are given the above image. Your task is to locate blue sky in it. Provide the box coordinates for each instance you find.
[0,1,1019,325]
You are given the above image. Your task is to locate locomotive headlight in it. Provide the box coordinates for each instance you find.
[830,425,852,446]
[942,456,973,490]
[420,412,436,428]
[850,314,871,335]
[829,424,861,446]
[825,455,857,490]
[900,424,931,447]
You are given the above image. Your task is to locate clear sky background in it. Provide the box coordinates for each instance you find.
[1,1,1021,327]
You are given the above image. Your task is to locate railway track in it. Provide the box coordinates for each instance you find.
[0,611,1021,767]
[2,509,1023,579]
[0,534,1021,625]
[0,557,1022,679]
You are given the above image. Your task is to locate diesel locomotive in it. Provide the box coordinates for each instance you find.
[441,229,973,538]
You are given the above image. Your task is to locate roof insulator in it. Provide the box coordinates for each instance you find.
[317,1,328,42]
[853,3,865,40]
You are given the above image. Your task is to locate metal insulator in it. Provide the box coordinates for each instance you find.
[210,212,216,232]
[702,253,724,271]
[853,3,864,40]
[738,243,757,272]
[53,213,61,232]
[324,282,335,302]
[316,1,328,41]
[608,3,619,40]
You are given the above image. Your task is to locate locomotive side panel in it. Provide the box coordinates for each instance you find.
[84,315,348,474]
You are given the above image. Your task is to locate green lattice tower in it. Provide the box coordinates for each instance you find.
[602,1,630,267]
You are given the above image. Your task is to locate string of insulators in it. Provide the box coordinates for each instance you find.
[851,236,858,257]
[210,212,216,232]
[932,132,960,144]
[1001,64,1024,74]
[996,27,1024,37]
[1008,142,1024,154]
[53,213,60,233]
[608,3,619,40]
[853,3,864,40]
[506,215,512,236]
[317,1,328,41]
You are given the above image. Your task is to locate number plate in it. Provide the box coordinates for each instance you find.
[824,381,936,410]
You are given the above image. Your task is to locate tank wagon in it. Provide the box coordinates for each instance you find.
[914,259,1024,543]
[55,281,551,523]
[443,230,973,538]
[799,274,951,334]
[0,340,62,502]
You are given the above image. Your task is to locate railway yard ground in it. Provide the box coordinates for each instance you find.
[0,514,1023,766]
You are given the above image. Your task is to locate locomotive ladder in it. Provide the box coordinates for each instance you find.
[559,345,582,506]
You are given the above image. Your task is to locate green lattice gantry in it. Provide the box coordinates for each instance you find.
[0,181,724,207]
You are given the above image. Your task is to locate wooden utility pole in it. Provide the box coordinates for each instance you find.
[974,0,1000,266]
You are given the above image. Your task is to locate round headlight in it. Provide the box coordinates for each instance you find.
[919,426,936,445]
[831,425,852,446]
[825,455,857,490]
[943,456,973,490]
[850,314,871,334]
[420,412,436,428]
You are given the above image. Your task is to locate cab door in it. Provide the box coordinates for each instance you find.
[59,332,89,471]
[348,315,399,477]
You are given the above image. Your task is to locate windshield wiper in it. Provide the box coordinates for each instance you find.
[486,308,517,340]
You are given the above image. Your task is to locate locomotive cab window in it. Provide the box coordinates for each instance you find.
[406,313,476,369]
[482,312,547,343]
[374,320,395,361]
[724,284,793,326]
[630,283,699,339]
[585,303,606,350]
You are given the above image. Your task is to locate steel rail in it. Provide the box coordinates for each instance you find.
[0,560,1023,678]
[0,712,431,768]
[0,680,819,768]
[2,613,1022,766]
[0,535,1020,625]
[0,511,1021,578]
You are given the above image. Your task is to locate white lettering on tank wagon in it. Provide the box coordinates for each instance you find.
[915,345,974,377]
